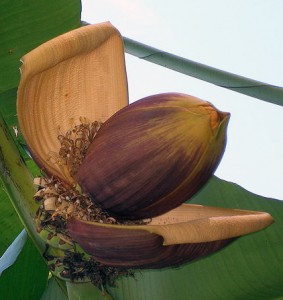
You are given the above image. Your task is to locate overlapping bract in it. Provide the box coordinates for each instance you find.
[77,93,230,219]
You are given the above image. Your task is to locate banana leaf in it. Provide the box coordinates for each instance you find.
[0,0,81,92]
[0,186,48,299]
[107,177,283,300]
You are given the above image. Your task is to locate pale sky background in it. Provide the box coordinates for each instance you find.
[81,0,283,200]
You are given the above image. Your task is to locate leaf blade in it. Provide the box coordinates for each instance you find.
[0,0,81,93]
[106,177,283,300]
[0,229,27,275]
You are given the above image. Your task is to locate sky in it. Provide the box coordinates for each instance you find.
[81,0,283,200]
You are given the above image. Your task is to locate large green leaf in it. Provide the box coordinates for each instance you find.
[0,0,81,93]
[102,177,283,300]
[0,188,23,255]
[0,237,48,300]
[0,178,48,299]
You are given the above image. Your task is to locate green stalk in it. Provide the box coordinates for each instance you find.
[0,111,70,296]
[0,113,44,253]
[123,37,283,106]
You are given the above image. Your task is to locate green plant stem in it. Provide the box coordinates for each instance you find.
[81,21,283,106]
[0,113,45,253]
[122,37,283,106]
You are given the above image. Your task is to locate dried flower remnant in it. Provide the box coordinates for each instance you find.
[33,121,148,286]
[45,249,135,288]
[46,120,102,178]
[60,251,135,287]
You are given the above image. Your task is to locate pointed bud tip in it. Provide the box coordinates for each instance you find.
[208,107,230,136]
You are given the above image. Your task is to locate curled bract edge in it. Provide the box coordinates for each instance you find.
[17,22,129,184]
[67,204,273,268]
